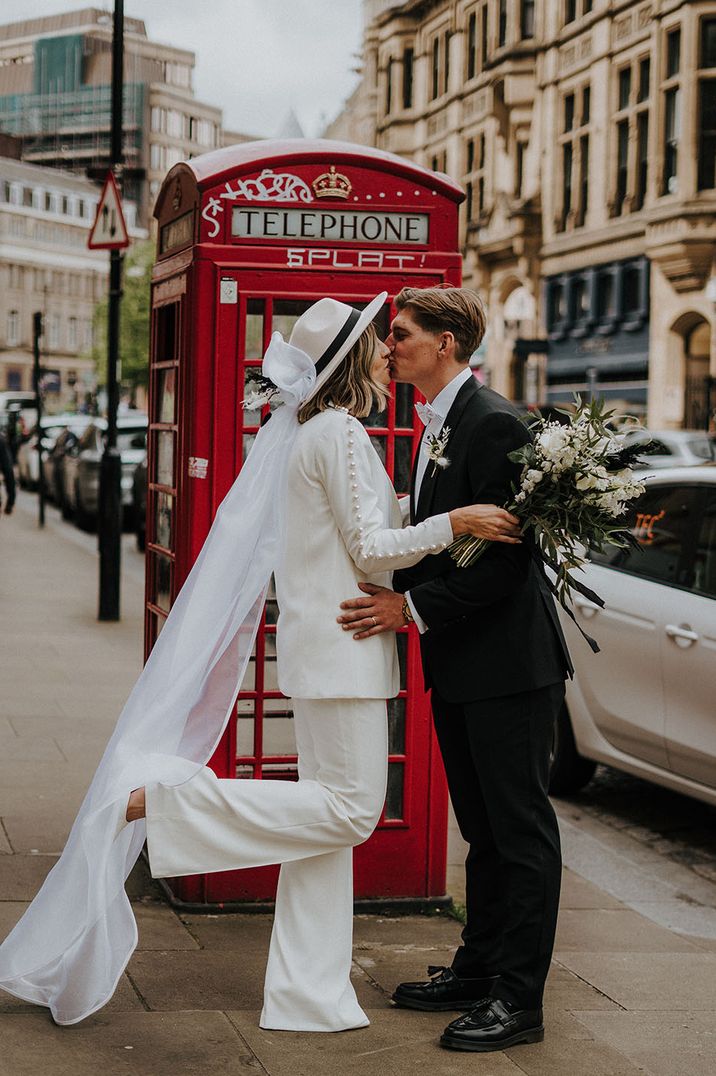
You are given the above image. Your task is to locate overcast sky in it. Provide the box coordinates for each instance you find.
[2,0,364,137]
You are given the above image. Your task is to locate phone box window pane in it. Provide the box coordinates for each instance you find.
[242,365,264,425]
[395,382,415,428]
[155,553,172,612]
[155,491,173,549]
[158,368,176,424]
[156,431,174,486]
[272,299,313,340]
[388,697,406,754]
[394,436,413,495]
[384,762,405,819]
[245,299,265,359]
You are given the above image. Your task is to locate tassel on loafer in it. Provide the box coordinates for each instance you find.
[392,966,499,1012]
[440,998,544,1052]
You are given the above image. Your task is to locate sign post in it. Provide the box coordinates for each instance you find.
[87,0,129,622]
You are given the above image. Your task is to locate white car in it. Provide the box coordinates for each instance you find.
[620,428,714,469]
[16,414,77,489]
[550,466,716,807]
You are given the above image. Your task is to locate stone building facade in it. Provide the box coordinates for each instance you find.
[0,156,145,405]
[331,0,716,428]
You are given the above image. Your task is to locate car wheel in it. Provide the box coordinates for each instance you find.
[549,702,597,796]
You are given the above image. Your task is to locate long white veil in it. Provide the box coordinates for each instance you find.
[0,335,315,1025]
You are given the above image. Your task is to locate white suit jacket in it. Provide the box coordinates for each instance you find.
[274,407,453,699]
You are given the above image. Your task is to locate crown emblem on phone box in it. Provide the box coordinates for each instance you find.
[312,165,352,200]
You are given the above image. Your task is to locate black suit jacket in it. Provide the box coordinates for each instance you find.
[393,377,572,704]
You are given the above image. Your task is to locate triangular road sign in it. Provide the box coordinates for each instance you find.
[88,170,130,250]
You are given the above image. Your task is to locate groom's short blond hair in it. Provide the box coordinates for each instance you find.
[395,286,487,363]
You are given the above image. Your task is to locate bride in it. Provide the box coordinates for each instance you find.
[0,292,520,1032]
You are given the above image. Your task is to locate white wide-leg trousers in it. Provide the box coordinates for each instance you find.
[145,698,388,1032]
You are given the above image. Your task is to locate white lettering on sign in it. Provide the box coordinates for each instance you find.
[232,208,429,245]
[286,248,423,270]
[201,170,313,237]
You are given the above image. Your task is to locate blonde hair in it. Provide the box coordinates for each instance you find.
[395,286,487,362]
[297,323,389,424]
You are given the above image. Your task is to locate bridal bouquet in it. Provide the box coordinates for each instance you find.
[448,397,652,610]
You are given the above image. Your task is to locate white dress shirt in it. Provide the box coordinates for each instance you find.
[407,366,475,633]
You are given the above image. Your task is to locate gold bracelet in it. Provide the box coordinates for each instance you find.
[401,596,414,624]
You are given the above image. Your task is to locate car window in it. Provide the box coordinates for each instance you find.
[687,438,715,461]
[590,484,701,587]
[692,489,716,599]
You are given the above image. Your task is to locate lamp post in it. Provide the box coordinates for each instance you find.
[97,0,124,621]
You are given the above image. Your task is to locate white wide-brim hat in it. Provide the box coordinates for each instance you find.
[289,292,388,402]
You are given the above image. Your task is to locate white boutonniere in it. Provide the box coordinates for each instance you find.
[424,425,451,477]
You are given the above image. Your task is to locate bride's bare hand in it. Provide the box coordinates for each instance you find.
[449,504,522,543]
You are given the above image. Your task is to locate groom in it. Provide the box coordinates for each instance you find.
[338,286,573,1052]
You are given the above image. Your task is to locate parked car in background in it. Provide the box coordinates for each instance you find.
[132,454,147,551]
[550,466,716,808]
[62,413,148,530]
[620,428,715,469]
[44,417,95,510]
[16,416,73,490]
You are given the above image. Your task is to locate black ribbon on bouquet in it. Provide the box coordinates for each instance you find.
[530,544,604,654]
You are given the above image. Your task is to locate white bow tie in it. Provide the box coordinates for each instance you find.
[415,401,440,427]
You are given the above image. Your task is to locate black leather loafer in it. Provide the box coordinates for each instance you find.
[440,998,544,1051]
[392,966,499,1012]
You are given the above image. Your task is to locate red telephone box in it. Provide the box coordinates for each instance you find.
[148,140,464,908]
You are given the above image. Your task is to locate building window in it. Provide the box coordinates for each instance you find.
[467,11,477,79]
[402,47,414,108]
[498,0,507,48]
[698,17,716,189]
[612,54,650,214]
[481,2,489,66]
[7,309,19,347]
[464,131,486,223]
[521,0,535,39]
[6,368,22,391]
[564,0,591,23]
[22,186,33,207]
[516,141,525,196]
[385,56,393,114]
[557,83,590,229]
[68,317,78,351]
[661,28,681,195]
[431,36,440,99]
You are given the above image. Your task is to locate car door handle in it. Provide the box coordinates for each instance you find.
[665,623,699,645]
[574,595,599,618]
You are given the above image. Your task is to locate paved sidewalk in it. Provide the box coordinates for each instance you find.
[2,494,716,1076]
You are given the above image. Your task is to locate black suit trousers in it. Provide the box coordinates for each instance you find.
[432,681,564,1009]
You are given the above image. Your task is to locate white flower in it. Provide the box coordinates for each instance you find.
[526,468,544,484]
[424,426,451,477]
[575,473,599,491]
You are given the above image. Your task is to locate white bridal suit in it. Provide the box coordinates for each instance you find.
[145,406,454,1031]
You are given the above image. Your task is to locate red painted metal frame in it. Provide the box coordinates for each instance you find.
[149,141,463,906]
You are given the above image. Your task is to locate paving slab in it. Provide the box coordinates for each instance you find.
[558,869,624,910]
[0,1011,258,1076]
[127,947,387,1015]
[178,912,274,952]
[228,1007,525,1075]
[0,973,142,1016]
[573,1010,716,1076]
[542,962,622,1013]
[555,908,702,953]
[134,903,200,952]
[555,951,716,1010]
[503,1010,644,1076]
[0,854,58,900]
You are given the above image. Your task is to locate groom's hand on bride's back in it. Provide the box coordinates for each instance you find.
[337,583,404,639]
